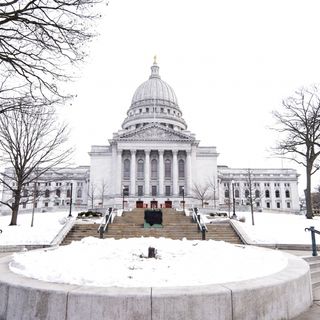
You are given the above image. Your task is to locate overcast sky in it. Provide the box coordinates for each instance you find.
[61,0,320,194]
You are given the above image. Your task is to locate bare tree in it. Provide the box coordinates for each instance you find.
[244,169,262,226]
[99,179,109,208]
[0,0,103,102]
[192,182,210,208]
[272,86,320,219]
[88,182,96,209]
[0,105,73,225]
[207,176,218,210]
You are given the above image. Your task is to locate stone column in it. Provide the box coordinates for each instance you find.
[111,144,117,195]
[172,150,178,196]
[159,150,164,196]
[116,149,122,195]
[187,150,192,196]
[130,149,136,196]
[145,150,150,195]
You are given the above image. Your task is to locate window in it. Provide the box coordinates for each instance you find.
[23,189,28,197]
[255,190,260,198]
[56,189,61,197]
[165,186,171,196]
[285,190,290,198]
[77,189,82,198]
[245,189,249,198]
[138,185,143,196]
[45,202,49,207]
[123,159,130,179]
[287,202,291,208]
[276,202,281,209]
[165,159,171,178]
[178,159,185,178]
[66,189,71,198]
[265,190,270,198]
[137,159,144,179]
[256,202,260,207]
[235,189,240,198]
[152,185,157,196]
[161,108,164,113]
[22,202,26,208]
[275,190,280,198]
[151,159,158,179]
[225,189,229,198]
[266,202,270,208]
[167,109,170,114]
[45,189,50,198]
[146,107,149,113]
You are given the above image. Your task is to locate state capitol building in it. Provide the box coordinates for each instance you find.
[1,60,300,213]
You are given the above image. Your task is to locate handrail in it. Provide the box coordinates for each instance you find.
[98,208,116,238]
[305,226,320,256]
[191,208,208,240]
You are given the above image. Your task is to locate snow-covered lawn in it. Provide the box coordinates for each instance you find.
[0,211,73,245]
[226,211,320,244]
[9,237,288,287]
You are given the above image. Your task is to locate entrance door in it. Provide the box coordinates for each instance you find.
[150,201,158,209]
[136,201,144,208]
[165,201,172,208]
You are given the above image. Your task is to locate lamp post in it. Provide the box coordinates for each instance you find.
[122,185,126,210]
[231,180,237,219]
[182,186,185,212]
[68,182,73,218]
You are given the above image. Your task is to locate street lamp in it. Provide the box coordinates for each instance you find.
[68,182,73,218]
[122,185,126,210]
[231,180,237,219]
[181,186,185,212]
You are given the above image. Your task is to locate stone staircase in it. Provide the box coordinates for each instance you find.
[303,255,320,299]
[61,208,243,245]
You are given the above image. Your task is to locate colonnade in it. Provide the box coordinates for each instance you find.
[113,148,193,197]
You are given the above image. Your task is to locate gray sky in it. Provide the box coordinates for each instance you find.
[62,0,320,194]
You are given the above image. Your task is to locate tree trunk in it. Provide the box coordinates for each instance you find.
[306,164,313,219]
[250,200,255,226]
[9,190,21,225]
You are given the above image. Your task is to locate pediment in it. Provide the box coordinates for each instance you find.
[117,124,194,142]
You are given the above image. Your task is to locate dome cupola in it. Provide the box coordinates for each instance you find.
[122,58,187,131]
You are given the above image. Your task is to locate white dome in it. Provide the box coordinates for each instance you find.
[122,61,187,131]
[130,63,178,109]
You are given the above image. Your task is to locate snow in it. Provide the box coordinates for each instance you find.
[0,211,73,245]
[224,211,320,244]
[9,237,288,287]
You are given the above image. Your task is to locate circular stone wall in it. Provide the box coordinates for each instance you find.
[0,250,313,320]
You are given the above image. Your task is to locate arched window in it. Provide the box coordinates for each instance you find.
[56,189,61,197]
[255,190,260,198]
[77,189,82,198]
[66,189,71,198]
[123,159,130,179]
[45,189,50,198]
[265,189,270,198]
[137,159,144,179]
[235,189,240,198]
[151,159,158,179]
[225,189,229,198]
[245,189,249,198]
[285,190,290,198]
[275,190,280,198]
[178,159,185,178]
[165,159,171,178]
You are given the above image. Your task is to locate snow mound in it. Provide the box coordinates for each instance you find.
[10,237,288,287]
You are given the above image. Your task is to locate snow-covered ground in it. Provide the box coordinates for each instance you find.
[233,211,320,244]
[0,211,73,245]
[9,237,288,287]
